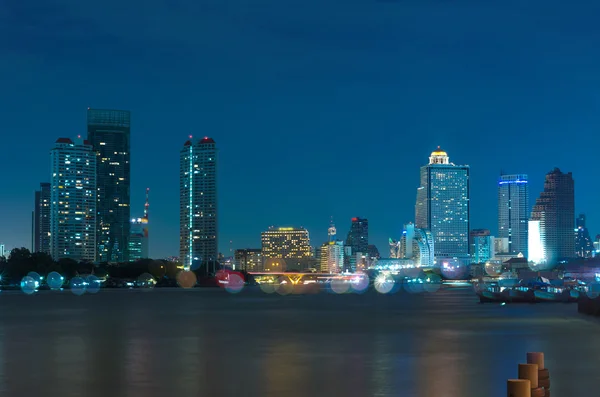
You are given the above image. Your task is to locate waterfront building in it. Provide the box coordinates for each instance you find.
[319,241,344,273]
[179,137,218,270]
[470,229,494,264]
[399,223,435,267]
[50,136,97,261]
[87,108,131,262]
[575,214,593,258]
[415,147,470,262]
[261,227,312,271]
[33,182,51,255]
[528,168,575,265]
[498,174,529,257]
[234,249,263,271]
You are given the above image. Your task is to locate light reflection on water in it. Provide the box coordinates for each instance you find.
[0,288,598,396]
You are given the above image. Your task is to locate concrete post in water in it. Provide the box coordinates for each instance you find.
[526,352,545,370]
[507,379,531,397]
[518,363,539,389]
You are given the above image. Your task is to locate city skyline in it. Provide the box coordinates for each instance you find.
[2,0,600,258]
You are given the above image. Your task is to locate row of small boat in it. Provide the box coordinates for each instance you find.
[474,277,583,303]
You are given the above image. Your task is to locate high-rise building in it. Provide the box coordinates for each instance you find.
[528,168,575,265]
[575,214,593,258]
[470,229,495,264]
[498,174,529,257]
[50,137,96,261]
[34,182,51,255]
[0,244,6,259]
[234,249,263,271]
[415,147,470,262]
[399,223,435,267]
[179,137,218,269]
[87,108,131,262]
[346,217,368,254]
[129,188,150,261]
[261,227,312,271]
[319,241,344,273]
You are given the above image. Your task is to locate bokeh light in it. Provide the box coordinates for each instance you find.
[47,271,64,290]
[176,270,197,289]
[423,273,442,293]
[275,278,293,295]
[225,273,245,294]
[70,277,86,296]
[20,276,37,295]
[350,275,369,294]
[439,258,468,279]
[259,282,276,294]
[86,275,101,294]
[374,274,394,294]
[27,271,42,284]
[137,273,156,289]
[484,261,502,276]
[330,278,351,294]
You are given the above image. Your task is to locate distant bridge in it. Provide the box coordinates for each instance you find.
[248,272,366,285]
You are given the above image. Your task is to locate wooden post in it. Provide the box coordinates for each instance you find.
[507,379,531,397]
[526,352,545,369]
[518,363,539,388]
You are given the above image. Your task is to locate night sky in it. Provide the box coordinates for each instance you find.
[1,0,599,259]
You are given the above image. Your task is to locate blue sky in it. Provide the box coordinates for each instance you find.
[1,0,599,258]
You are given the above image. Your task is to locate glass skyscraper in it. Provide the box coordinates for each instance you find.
[180,137,218,269]
[415,147,470,261]
[497,174,529,257]
[50,137,97,261]
[528,168,575,265]
[34,182,51,255]
[346,217,369,254]
[87,108,131,263]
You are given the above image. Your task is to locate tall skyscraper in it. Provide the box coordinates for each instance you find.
[180,137,218,269]
[129,188,150,261]
[50,137,97,261]
[528,168,575,265]
[346,217,368,254]
[415,147,470,261]
[87,108,131,262]
[575,213,593,258]
[34,182,51,255]
[498,174,529,257]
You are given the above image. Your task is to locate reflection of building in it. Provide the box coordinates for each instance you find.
[34,182,51,255]
[87,108,131,262]
[498,174,529,257]
[415,147,470,262]
[470,229,494,263]
[235,249,263,271]
[50,136,97,261]
[399,223,435,267]
[576,214,593,258]
[179,137,218,269]
[261,227,312,271]
[529,168,575,265]
[129,188,150,260]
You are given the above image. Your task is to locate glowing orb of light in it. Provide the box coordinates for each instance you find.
[70,277,86,296]
[374,274,395,294]
[423,273,442,293]
[330,278,350,294]
[225,273,245,294]
[20,276,37,295]
[137,273,156,290]
[176,270,197,289]
[86,275,101,294]
[47,271,64,290]
[484,261,502,276]
[351,275,370,294]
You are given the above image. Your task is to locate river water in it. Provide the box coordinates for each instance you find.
[0,286,597,396]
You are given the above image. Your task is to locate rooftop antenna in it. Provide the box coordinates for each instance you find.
[143,188,150,220]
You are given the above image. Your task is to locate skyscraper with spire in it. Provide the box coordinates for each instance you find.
[415,147,470,262]
[129,188,149,260]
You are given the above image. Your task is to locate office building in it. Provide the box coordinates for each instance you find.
[415,147,470,261]
[87,108,131,262]
[470,229,494,263]
[234,249,263,271]
[319,241,344,273]
[179,137,218,269]
[261,227,312,271]
[346,217,368,255]
[575,214,593,258]
[33,182,51,255]
[528,168,575,265]
[50,137,97,261]
[399,223,435,267]
[498,174,529,257]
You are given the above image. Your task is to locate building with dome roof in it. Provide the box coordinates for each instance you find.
[415,147,470,263]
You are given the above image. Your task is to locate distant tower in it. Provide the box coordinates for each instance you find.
[415,147,469,262]
[328,217,336,243]
[34,182,51,255]
[180,137,218,269]
[129,188,150,260]
[498,174,529,257]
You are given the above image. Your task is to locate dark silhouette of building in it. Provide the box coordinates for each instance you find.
[33,182,51,255]
[576,214,593,258]
[529,168,575,265]
[87,108,131,262]
[346,217,369,254]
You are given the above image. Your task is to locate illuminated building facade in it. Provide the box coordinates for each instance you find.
[319,241,344,273]
[261,227,312,271]
[87,109,131,262]
[235,249,263,271]
[415,147,470,262]
[528,168,575,265]
[575,214,593,258]
[34,182,51,255]
[498,174,529,257]
[399,223,435,267]
[179,137,218,270]
[469,229,494,263]
[50,137,97,261]
[129,188,150,261]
